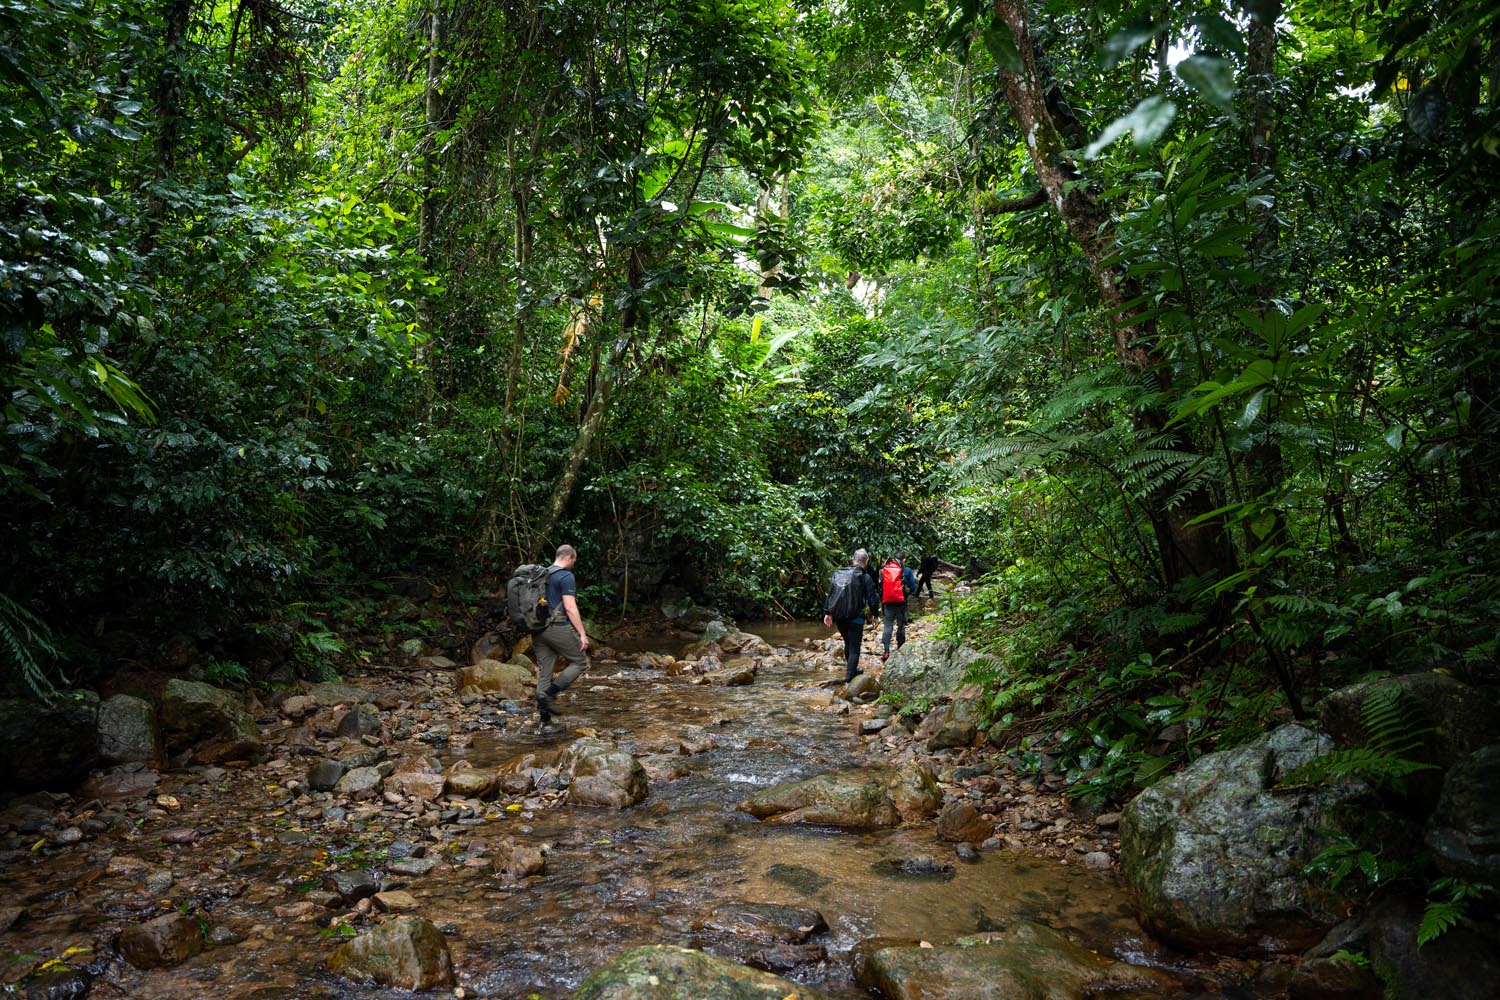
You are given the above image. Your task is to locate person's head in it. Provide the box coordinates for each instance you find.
[853,548,869,567]
[553,544,578,568]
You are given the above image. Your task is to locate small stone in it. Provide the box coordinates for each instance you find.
[1084,851,1112,870]
[1094,812,1121,829]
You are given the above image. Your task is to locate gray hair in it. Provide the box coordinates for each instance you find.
[852,548,869,566]
[555,544,577,560]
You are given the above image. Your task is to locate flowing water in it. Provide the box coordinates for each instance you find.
[1,620,1224,999]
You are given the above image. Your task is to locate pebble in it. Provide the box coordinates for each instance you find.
[1083,851,1112,870]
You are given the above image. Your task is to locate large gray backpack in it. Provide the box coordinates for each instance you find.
[507,564,558,632]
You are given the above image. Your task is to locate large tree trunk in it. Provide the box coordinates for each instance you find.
[991,0,1235,588]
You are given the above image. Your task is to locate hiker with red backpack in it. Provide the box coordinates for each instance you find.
[878,552,918,662]
[822,548,880,684]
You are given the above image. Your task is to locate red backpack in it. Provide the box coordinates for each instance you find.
[880,561,905,603]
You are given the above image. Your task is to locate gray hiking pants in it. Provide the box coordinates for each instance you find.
[534,621,589,694]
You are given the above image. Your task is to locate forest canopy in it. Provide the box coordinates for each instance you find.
[4,0,1496,776]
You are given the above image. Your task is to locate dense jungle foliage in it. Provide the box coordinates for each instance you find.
[3,0,1497,829]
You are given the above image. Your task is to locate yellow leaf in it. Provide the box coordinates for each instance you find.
[30,838,46,852]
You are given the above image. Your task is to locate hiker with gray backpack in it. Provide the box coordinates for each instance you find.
[822,547,880,684]
[508,544,590,727]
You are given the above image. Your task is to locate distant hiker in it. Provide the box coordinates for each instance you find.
[531,544,590,726]
[915,554,939,599]
[878,553,918,662]
[823,548,879,684]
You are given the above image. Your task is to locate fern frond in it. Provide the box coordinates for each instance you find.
[0,593,61,699]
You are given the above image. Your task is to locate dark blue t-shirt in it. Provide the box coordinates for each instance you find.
[545,567,576,619]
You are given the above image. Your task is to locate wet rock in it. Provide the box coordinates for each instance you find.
[886,761,943,822]
[334,766,384,800]
[12,964,92,1000]
[0,693,100,791]
[708,658,757,687]
[678,727,717,754]
[1120,722,1376,954]
[572,944,831,1000]
[860,716,889,734]
[880,640,991,704]
[936,801,991,844]
[697,901,828,945]
[1084,851,1113,870]
[871,855,955,880]
[305,681,375,707]
[337,703,382,739]
[926,719,977,752]
[494,837,545,877]
[745,942,826,972]
[955,843,980,863]
[388,857,439,877]
[739,771,901,828]
[386,755,444,801]
[281,694,314,719]
[0,906,23,933]
[856,921,1180,1000]
[563,737,649,808]
[1320,673,1492,778]
[1295,894,1500,1000]
[327,915,455,990]
[118,911,205,969]
[1426,742,1500,884]
[457,660,533,701]
[845,672,881,701]
[323,870,381,905]
[160,680,261,762]
[373,890,421,912]
[97,694,163,766]
[307,760,346,792]
[80,763,160,799]
[764,863,829,896]
[1094,811,1122,829]
[445,764,498,800]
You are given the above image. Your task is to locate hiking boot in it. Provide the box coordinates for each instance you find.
[535,693,553,724]
[880,650,890,662]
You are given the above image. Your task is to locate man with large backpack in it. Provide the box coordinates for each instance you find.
[878,552,918,662]
[516,544,590,727]
[822,548,879,684]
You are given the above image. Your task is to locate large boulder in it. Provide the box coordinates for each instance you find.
[0,693,99,790]
[118,911,204,969]
[856,922,1180,1000]
[564,737,649,808]
[1425,742,1500,884]
[1120,723,1374,953]
[159,679,260,762]
[97,694,162,765]
[738,770,903,828]
[1292,895,1500,1000]
[327,915,455,990]
[1319,673,1491,773]
[457,660,533,700]
[879,641,990,703]
[572,944,831,1000]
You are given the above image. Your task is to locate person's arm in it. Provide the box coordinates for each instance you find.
[561,593,589,650]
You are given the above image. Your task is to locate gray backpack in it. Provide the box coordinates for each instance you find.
[507,564,558,632]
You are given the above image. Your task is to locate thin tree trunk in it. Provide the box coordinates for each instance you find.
[1245,0,1291,553]
[990,0,1235,587]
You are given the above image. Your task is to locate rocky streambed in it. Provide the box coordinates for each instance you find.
[0,609,1328,999]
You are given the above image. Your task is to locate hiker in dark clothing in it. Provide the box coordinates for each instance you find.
[915,554,939,599]
[823,548,880,683]
[533,544,590,726]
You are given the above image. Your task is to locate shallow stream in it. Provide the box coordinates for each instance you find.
[2,620,1227,999]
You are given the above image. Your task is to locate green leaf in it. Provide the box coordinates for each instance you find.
[1175,55,1236,108]
[1102,17,1160,70]
[1084,96,1178,158]
[1190,14,1246,56]
[982,20,1023,72]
